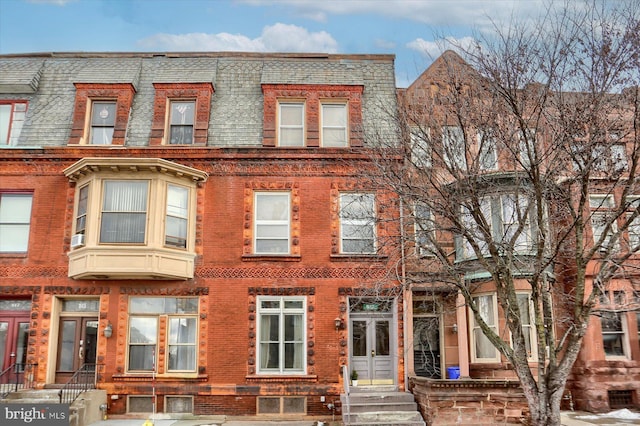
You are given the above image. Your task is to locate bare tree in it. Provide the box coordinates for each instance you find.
[361,2,640,425]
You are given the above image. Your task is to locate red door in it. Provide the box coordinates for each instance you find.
[0,301,31,371]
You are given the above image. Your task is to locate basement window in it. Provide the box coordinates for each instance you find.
[257,396,306,415]
[127,396,154,413]
[608,390,633,409]
[165,396,193,414]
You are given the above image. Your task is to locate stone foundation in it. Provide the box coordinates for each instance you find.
[409,376,529,425]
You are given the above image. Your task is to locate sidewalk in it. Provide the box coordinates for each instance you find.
[88,411,639,426]
[89,417,329,426]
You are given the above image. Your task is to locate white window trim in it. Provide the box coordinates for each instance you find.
[254,192,291,255]
[339,193,376,254]
[256,296,307,375]
[469,293,500,363]
[320,102,348,147]
[410,127,432,169]
[277,101,305,147]
[442,125,466,170]
[589,194,618,251]
[0,193,33,253]
[601,310,631,360]
[512,292,538,361]
[99,179,150,245]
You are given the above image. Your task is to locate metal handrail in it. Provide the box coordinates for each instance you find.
[58,363,98,405]
[0,363,37,399]
[342,364,351,425]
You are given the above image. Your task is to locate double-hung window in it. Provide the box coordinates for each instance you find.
[518,128,536,168]
[165,185,188,248]
[89,101,116,145]
[516,293,537,360]
[625,196,640,250]
[100,180,148,244]
[339,193,376,254]
[254,192,290,254]
[257,296,306,374]
[478,129,498,170]
[0,101,27,146]
[321,103,347,147]
[442,126,466,170]
[601,311,627,358]
[414,202,434,257]
[278,102,304,147]
[500,194,532,252]
[168,101,195,145]
[470,294,499,362]
[589,195,618,252]
[128,297,198,373]
[0,193,33,253]
[410,128,432,169]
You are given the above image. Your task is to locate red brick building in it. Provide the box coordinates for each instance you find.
[0,52,402,417]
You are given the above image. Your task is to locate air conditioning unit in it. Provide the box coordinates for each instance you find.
[70,234,85,248]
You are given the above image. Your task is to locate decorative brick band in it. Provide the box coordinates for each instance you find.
[196,267,386,279]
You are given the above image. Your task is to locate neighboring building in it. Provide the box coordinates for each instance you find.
[400,51,640,417]
[0,52,401,417]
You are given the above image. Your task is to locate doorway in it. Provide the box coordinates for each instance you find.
[0,299,31,371]
[349,298,395,385]
[411,296,443,379]
[55,317,98,383]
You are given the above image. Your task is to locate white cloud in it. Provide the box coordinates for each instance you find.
[137,23,338,53]
[407,36,477,60]
[27,0,75,5]
[236,0,558,30]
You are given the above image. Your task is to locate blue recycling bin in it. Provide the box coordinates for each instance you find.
[447,366,460,379]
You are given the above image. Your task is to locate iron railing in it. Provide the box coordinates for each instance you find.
[342,364,351,425]
[58,364,98,405]
[0,363,37,399]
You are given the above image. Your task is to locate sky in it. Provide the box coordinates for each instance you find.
[0,0,559,88]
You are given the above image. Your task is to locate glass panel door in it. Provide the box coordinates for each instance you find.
[413,316,441,378]
[350,315,394,385]
[55,317,98,383]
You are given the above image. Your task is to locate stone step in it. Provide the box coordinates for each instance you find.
[345,400,418,413]
[343,410,426,425]
[342,391,417,405]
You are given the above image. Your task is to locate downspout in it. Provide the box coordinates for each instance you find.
[399,197,409,391]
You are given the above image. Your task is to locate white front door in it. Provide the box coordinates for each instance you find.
[350,314,394,385]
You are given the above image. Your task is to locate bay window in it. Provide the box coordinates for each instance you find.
[257,296,306,374]
[64,158,207,280]
[100,180,148,244]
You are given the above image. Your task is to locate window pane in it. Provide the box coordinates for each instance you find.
[101,181,148,243]
[322,104,347,147]
[255,239,289,253]
[91,102,116,126]
[170,102,194,125]
[0,194,33,252]
[256,194,289,220]
[258,297,305,373]
[58,321,77,371]
[128,345,155,370]
[169,125,194,145]
[168,346,195,371]
[0,105,10,145]
[280,128,304,146]
[280,104,303,126]
[601,312,625,357]
[352,321,367,357]
[129,317,157,344]
[166,185,188,247]
[474,328,495,359]
[169,318,196,344]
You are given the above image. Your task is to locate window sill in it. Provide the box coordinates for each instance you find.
[242,255,301,262]
[246,374,317,383]
[330,254,387,262]
[113,373,207,382]
[0,252,28,258]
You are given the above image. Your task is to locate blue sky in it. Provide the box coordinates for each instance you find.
[0,0,555,87]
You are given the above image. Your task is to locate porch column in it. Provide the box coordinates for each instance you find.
[456,292,470,378]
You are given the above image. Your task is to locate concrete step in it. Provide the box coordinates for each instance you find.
[344,410,425,425]
[346,400,418,413]
[2,388,60,401]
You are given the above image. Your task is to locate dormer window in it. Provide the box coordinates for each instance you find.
[169,101,195,145]
[90,101,116,145]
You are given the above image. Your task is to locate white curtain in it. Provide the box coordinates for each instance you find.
[101,181,147,243]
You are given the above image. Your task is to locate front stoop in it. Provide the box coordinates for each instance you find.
[341,388,426,426]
